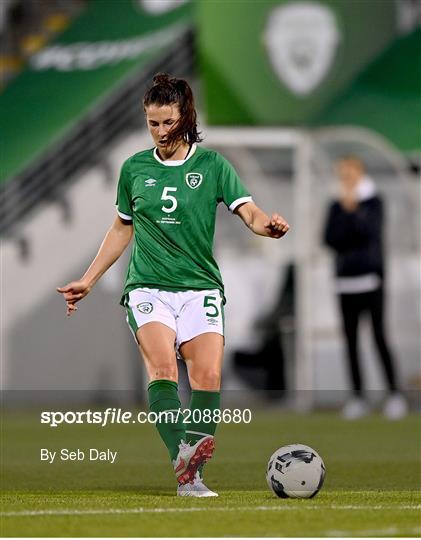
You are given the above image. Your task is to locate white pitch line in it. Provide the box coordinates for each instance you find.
[1,504,421,517]
[327,526,421,537]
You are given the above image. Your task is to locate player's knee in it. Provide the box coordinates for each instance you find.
[190,369,221,391]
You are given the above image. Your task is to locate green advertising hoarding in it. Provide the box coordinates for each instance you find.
[197,0,420,152]
[197,0,397,125]
[314,28,421,153]
[0,0,192,183]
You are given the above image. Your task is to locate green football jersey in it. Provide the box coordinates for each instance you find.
[116,144,252,304]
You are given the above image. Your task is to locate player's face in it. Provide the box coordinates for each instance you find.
[145,104,182,150]
[337,159,363,189]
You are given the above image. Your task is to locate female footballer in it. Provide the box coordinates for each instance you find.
[57,73,289,497]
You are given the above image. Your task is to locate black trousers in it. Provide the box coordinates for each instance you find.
[339,287,397,396]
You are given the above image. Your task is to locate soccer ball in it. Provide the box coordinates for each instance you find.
[266,443,326,498]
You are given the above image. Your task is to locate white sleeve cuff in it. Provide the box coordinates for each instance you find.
[117,209,132,221]
[229,196,253,213]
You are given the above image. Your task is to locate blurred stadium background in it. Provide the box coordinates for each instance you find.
[1,0,420,410]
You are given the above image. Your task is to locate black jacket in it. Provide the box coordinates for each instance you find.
[324,196,384,278]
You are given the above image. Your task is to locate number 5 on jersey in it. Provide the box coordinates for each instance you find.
[161,187,177,213]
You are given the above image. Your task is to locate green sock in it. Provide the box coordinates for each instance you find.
[148,379,186,462]
[186,390,221,476]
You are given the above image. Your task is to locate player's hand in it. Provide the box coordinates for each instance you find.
[56,280,91,316]
[340,190,358,212]
[263,213,290,238]
[340,182,358,212]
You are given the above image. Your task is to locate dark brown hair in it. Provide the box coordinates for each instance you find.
[143,73,202,146]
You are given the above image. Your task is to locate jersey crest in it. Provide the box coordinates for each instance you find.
[185,172,203,189]
[137,302,153,314]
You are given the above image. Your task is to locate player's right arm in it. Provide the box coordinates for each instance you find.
[56,215,133,316]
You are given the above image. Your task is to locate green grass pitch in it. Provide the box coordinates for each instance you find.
[1,409,420,537]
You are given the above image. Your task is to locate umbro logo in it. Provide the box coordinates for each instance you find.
[145,178,157,187]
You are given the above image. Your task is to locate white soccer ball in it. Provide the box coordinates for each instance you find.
[266,443,326,498]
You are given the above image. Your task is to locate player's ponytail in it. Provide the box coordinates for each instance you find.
[143,73,202,146]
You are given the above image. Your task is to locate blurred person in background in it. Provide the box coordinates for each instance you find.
[324,156,408,420]
[57,73,290,497]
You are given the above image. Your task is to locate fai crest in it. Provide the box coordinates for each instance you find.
[137,302,153,314]
[185,172,203,189]
[264,1,340,96]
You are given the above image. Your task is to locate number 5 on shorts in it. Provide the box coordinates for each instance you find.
[204,296,219,317]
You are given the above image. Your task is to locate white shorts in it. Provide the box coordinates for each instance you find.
[125,287,224,353]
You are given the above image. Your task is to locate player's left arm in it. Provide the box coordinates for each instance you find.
[235,201,290,238]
